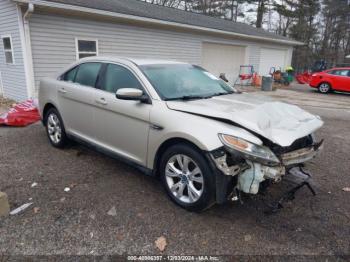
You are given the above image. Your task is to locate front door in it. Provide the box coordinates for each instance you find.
[93,63,151,165]
[57,62,103,142]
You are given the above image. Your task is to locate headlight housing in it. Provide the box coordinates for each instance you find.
[218,134,280,166]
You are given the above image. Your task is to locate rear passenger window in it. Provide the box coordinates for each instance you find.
[75,63,102,87]
[329,70,349,76]
[340,70,349,76]
[63,66,78,82]
[102,64,143,93]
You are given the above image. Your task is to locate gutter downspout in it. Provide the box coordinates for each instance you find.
[22,3,35,98]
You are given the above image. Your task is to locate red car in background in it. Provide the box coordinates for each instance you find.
[309,67,350,94]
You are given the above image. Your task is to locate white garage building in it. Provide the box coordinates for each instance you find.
[0,0,302,101]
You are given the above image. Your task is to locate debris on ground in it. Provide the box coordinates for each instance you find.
[31,182,38,188]
[116,232,124,241]
[64,187,71,192]
[60,197,66,203]
[0,96,16,109]
[10,202,33,215]
[107,206,117,217]
[155,236,167,252]
[0,192,10,217]
[33,207,40,214]
[244,235,252,242]
[69,183,78,189]
[342,187,350,192]
[0,99,40,127]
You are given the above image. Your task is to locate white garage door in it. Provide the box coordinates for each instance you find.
[259,48,287,75]
[201,43,246,83]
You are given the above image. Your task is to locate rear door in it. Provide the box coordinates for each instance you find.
[57,62,102,141]
[92,63,151,165]
[329,69,350,91]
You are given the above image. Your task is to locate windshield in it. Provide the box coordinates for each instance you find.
[140,64,235,100]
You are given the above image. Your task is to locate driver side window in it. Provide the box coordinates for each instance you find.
[101,64,143,93]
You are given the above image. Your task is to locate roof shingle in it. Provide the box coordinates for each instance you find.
[41,0,300,44]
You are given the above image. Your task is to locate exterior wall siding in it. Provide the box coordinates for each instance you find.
[29,13,294,94]
[0,0,27,101]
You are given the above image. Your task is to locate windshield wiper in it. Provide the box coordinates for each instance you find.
[211,91,235,97]
[165,95,212,101]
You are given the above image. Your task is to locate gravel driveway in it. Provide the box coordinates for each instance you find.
[0,85,349,258]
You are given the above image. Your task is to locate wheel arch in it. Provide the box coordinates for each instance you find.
[152,137,205,177]
[42,103,58,124]
[318,81,332,89]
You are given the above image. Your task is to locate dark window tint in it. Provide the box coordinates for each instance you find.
[2,37,11,50]
[102,64,143,93]
[4,52,13,64]
[75,63,102,87]
[79,53,96,59]
[63,66,78,82]
[78,40,96,52]
[2,37,14,64]
[77,40,97,59]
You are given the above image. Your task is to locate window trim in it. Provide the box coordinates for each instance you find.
[75,38,99,61]
[99,62,152,100]
[328,69,350,77]
[1,35,15,65]
[73,62,103,88]
[62,65,79,82]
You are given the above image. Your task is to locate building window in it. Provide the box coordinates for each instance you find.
[76,38,98,60]
[2,36,14,64]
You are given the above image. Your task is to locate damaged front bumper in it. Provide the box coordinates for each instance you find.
[280,140,324,166]
[209,140,324,200]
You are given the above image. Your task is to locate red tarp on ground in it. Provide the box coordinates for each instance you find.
[0,99,41,127]
[296,72,312,84]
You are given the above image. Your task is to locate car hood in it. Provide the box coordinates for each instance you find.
[166,93,323,147]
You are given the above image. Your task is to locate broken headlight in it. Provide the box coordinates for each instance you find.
[218,134,280,166]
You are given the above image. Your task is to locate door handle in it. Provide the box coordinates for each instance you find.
[95,98,108,105]
[58,88,67,94]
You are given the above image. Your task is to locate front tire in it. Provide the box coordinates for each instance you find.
[159,143,215,212]
[318,82,331,93]
[45,108,68,148]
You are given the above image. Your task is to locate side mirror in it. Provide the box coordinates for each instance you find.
[116,88,149,103]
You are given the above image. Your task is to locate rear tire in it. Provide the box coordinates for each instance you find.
[318,82,331,94]
[45,108,68,148]
[159,143,216,212]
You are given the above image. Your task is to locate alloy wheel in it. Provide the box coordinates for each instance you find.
[165,154,204,204]
[47,113,62,144]
[319,83,330,93]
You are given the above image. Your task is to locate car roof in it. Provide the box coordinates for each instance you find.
[79,56,188,66]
